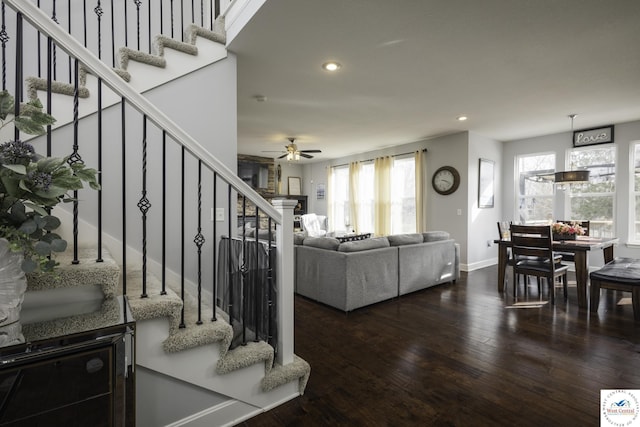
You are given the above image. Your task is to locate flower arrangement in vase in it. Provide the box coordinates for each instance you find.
[0,91,99,273]
[551,221,586,241]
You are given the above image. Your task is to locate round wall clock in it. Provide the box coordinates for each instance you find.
[432,166,460,195]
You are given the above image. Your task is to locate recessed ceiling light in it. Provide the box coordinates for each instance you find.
[322,61,341,71]
[457,116,468,121]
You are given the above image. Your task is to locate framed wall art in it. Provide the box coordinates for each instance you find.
[288,176,301,195]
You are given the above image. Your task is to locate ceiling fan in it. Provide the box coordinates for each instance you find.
[265,138,322,160]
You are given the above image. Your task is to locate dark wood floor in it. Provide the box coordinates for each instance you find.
[242,265,640,426]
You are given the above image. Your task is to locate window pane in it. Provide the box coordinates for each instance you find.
[331,166,349,231]
[357,163,375,233]
[391,157,416,234]
[568,146,615,237]
[516,153,555,224]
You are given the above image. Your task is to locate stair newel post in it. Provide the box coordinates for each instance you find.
[272,198,296,366]
[211,172,217,321]
[161,131,167,295]
[70,57,81,264]
[194,160,204,325]
[240,195,247,345]
[137,115,151,298]
[179,145,185,328]
[267,217,274,356]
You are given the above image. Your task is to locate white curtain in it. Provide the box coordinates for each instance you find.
[326,166,334,231]
[374,156,392,236]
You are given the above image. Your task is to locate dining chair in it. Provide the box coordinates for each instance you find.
[510,224,569,304]
[554,220,590,262]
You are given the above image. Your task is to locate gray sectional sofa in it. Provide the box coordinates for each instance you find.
[294,231,460,312]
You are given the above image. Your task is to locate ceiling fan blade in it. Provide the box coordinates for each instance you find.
[300,153,314,159]
[301,149,322,153]
[277,153,288,159]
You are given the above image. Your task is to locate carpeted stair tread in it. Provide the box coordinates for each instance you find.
[26,247,120,298]
[22,296,122,342]
[216,341,274,375]
[261,355,311,395]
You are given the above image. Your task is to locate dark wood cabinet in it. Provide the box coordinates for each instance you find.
[0,297,135,426]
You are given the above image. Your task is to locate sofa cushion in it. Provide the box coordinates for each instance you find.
[338,237,390,252]
[423,231,451,242]
[303,237,341,251]
[387,233,424,246]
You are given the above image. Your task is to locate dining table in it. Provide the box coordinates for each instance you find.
[495,236,619,309]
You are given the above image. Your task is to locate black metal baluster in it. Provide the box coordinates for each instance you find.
[0,3,7,90]
[211,173,217,321]
[70,58,82,264]
[179,146,186,328]
[36,0,41,77]
[200,0,203,27]
[110,0,115,67]
[134,0,141,51]
[227,185,233,324]
[13,12,21,142]
[180,0,184,41]
[46,36,52,155]
[194,160,205,325]
[147,0,151,53]
[170,0,174,38]
[95,0,104,262]
[214,0,219,24]
[83,0,87,46]
[160,0,164,34]
[191,0,194,25]
[137,116,151,298]
[93,4,103,246]
[161,131,167,295]
[124,0,129,47]
[121,99,127,296]
[51,0,58,81]
[67,0,72,83]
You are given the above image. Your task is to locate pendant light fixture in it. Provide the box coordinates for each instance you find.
[555,114,590,185]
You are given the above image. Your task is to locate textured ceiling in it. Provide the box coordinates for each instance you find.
[229,0,640,162]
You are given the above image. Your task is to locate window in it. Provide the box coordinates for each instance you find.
[516,153,555,224]
[391,156,416,234]
[330,165,349,231]
[633,142,640,241]
[356,162,375,233]
[566,146,615,238]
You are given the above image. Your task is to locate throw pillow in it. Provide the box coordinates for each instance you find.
[338,237,390,252]
[423,231,451,242]
[303,237,341,251]
[387,233,424,246]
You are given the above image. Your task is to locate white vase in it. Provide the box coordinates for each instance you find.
[0,238,27,329]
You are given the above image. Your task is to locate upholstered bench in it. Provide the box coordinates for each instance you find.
[589,258,640,320]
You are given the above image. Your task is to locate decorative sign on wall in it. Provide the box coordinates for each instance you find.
[573,125,614,147]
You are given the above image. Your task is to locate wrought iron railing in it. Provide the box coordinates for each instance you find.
[1,0,294,364]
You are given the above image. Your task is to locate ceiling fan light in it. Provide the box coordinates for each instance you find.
[287,152,294,161]
[294,152,300,161]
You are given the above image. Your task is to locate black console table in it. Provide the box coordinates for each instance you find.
[0,296,135,426]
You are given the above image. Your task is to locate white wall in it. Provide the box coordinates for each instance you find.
[467,133,502,269]
[503,119,640,264]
